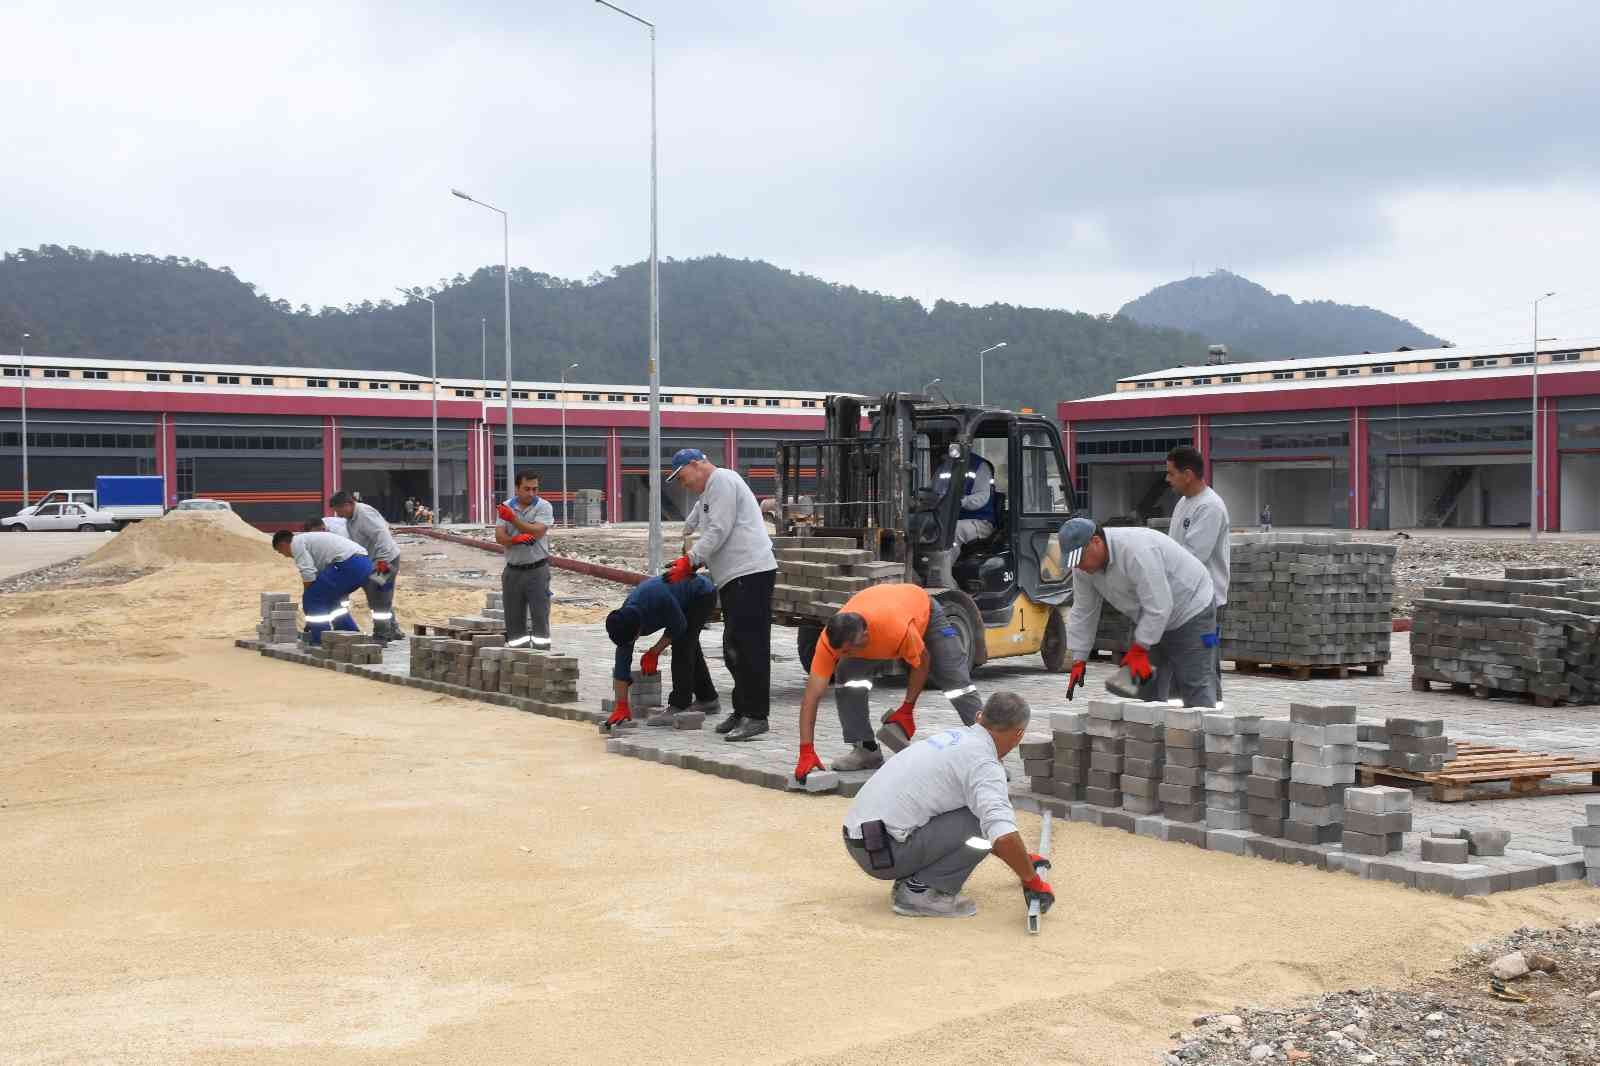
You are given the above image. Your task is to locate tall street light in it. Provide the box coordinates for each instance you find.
[397,288,440,526]
[977,341,1008,406]
[452,188,514,506]
[480,317,490,520]
[17,332,30,508]
[595,0,663,570]
[561,362,579,526]
[1531,291,1556,541]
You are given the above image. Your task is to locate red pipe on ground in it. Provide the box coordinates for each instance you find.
[399,526,649,587]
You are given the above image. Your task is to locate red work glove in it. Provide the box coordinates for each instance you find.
[794,743,825,783]
[640,648,661,676]
[497,503,518,522]
[663,555,694,583]
[1029,852,1052,872]
[509,532,536,545]
[1121,643,1153,683]
[1022,873,1055,914]
[606,700,632,727]
[1067,660,1086,699]
[883,701,916,741]
[374,559,391,574]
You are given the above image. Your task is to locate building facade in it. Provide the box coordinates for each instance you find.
[1059,340,1600,532]
[0,355,828,527]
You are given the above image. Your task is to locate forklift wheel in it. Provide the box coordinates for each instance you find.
[1041,609,1069,672]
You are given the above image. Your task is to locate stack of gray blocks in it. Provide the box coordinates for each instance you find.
[1285,702,1357,845]
[1246,717,1293,837]
[1160,707,1207,823]
[1341,785,1412,855]
[1577,805,1600,888]
[1119,702,1166,815]
[1204,710,1259,831]
[771,536,904,620]
[1356,718,1389,768]
[1223,533,1395,669]
[483,590,505,625]
[1381,717,1452,773]
[315,631,385,664]
[258,592,299,644]
[629,669,663,710]
[446,615,502,633]
[571,488,606,527]
[1048,711,1089,801]
[1020,737,1056,796]
[1084,700,1127,808]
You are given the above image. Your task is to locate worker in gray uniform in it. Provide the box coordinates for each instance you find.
[936,450,997,548]
[1165,445,1231,697]
[329,491,404,642]
[496,470,555,650]
[1057,517,1218,707]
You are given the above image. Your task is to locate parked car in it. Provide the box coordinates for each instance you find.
[174,498,233,512]
[2,502,120,532]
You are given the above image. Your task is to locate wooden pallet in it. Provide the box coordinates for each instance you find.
[1411,674,1566,708]
[411,622,504,640]
[1358,741,1600,802]
[1231,659,1386,681]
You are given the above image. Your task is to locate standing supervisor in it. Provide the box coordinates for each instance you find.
[497,470,555,650]
[663,448,777,743]
[272,528,372,646]
[1164,445,1231,696]
[603,573,722,729]
[1057,517,1218,707]
[835,691,1053,919]
[329,490,404,642]
[791,583,983,776]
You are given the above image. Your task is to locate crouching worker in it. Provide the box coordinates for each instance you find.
[272,528,373,646]
[603,574,722,730]
[838,691,1054,919]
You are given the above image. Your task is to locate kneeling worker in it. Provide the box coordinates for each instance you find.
[1056,516,1217,707]
[603,573,721,729]
[792,583,982,776]
[837,691,1054,919]
[330,490,404,642]
[272,528,373,646]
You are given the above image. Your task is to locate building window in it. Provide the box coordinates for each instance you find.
[217,375,240,384]
[306,377,330,388]
[721,397,737,405]
[1552,352,1580,363]
[1433,360,1460,370]
[1220,375,1242,384]
[802,399,818,407]
[1471,358,1497,368]
[511,390,529,400]
[1371,364,1396,375]
[486,389,503,399]
[146,372,171,382]
[631,394,647,402]
[338,379,360,389]
[582,393,600,402]
[1272,371,1294,380]
[743,397,759,406]
[537,391,556,400]
[1510,354,1535,366]
[1337,367,1359,376]
[399,382,421,391]
[368,381,390,390]
[181,373,205,383]
[2,367,19,377]
[606,393,624,402]
[251,376,275,386]
[765,398,781,407]
[697,395,714,405]
[1134,381,1154,390]
[174,434,319,450]
[176,457,194,499]
[43,368,71,378]
[1307,369,1328,378]
[84,369,109,380]
[454,388,477,397]
[1190,377,1212,385]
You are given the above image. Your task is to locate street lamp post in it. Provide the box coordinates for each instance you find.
[480,317,489,521]
[977,341,1008,406]
[17,332,30,509]
[595,0,662,570]
[561,362,579,526]
[452,188,514,507]
[397,289,440,526]
[1531,291,1556,541]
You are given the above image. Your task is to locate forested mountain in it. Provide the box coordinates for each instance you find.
[1,246,1215,409]
[1118,270,1446,360]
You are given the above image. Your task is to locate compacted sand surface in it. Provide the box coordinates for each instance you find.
[5,524,1600,1064]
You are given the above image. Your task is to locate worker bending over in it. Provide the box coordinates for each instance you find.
[496,471,554,650]
[1057,517,1217,707]
[937,450,997,548]
[603,574,721,729]
[793,583,982,776]
[1165,445,1231,696]
[329,491,404,643]
[272,528,372,646]
[838,691,1053,919]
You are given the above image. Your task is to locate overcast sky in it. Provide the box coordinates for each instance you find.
[7,0,1600,349]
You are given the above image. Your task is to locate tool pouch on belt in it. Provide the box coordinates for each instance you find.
[860,819,895,871]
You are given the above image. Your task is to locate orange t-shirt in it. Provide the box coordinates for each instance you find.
[809,584,932,681]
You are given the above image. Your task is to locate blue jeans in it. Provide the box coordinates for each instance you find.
[303,555,375,645]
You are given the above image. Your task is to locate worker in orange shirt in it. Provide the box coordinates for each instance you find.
[793,583,983,779]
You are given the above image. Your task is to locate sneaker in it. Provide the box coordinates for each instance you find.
[645,708,678,727]
[831,744,884,772]
[724,718,769,742]
[714,714,745,735]
[891,880,977,918]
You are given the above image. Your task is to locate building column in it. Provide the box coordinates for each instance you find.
[724,429,737,473]
[466,419,481,523]
[322,416,338,507]
[606,427,622,523]
[1542,397,1559,533]
[158,412,178,508]
[1350,407,1367,529]
[1194,414,1210,480]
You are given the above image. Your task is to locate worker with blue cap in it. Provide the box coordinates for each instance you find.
[1056,516,1217,706]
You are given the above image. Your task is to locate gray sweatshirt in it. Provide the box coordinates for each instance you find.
[291,531,367,582]
[686,467,776,588]
[344,501,400,564]
[1169,486,1230,608]
[844,724,1017,844]
[1066,526,1213,660]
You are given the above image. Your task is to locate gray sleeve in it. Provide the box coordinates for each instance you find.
[963,758,1019,842]
[1065,570,1103,662]
[960,460,992,512]
[1183,501,1227,566]
[688,476,736,565]
[292,539,317,582]
[534,499,554,529]
[1129,542,1175,648]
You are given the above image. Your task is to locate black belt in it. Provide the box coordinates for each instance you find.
[506,559,548,570]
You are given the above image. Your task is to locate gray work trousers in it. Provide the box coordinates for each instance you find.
[363,557,401,630]
[503,562,551,649]
[1141,604,1218,708]
[831,603,982,744]
[843,807,991,894]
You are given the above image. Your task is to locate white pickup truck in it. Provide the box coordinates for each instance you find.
[14,476,166,526]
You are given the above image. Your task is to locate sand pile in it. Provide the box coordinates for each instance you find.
[81,510,278,571]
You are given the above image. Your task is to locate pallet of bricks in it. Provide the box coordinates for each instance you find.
[1223,532,1396,678]
[770,536,904,621]
[311,630,386,665]
[1410,566,1600,706]
[257,593,300,644]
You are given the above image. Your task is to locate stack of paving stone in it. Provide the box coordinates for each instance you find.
[1083,700,1127,808]
[1378,717,1453,773]
[1159,707,1207,822]
[315,630,385,665]
[1577,805,1600,888]
[410,637,475,684]
[1411,567,1600,704]
[1048,711,1089,801]
[1203,710,1259,831]
[572,488,605,527]
[1245,717,1293,837]
[483,590,505,626]
[1222,533,1396,670]
[1285,702,1357,845]
[499,649,580,703]
[770,536,904,620]
[1355,718,1389,769]
[1340,785,1412,855]
[1118,703,1166,815]
[447,615,502,634]
[1020,737,1056,796]
[257,593,299,644]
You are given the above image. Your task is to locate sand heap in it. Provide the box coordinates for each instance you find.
[81,509,279,571]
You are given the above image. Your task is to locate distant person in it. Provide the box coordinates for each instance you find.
[496,470,554,650]
[1165,445,1231,697]
[403,498,418,523]
[602,574,721,730]
[272,528,371,646]
[330,490,404,643]
[1259,504,1272,532]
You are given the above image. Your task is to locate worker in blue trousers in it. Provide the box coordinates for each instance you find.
[272,528,373,646]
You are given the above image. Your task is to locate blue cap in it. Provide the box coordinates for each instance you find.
[666,448,707,481]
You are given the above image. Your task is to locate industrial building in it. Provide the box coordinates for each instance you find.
[0,355,827,527]
[1058,339,1600,531]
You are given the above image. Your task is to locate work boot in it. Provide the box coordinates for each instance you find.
[690,698,721,716]
[831,743,884,772]
[724,718,769,742]
[645,707,678,727]
[891,879,977,918]
[714,714,746,735]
